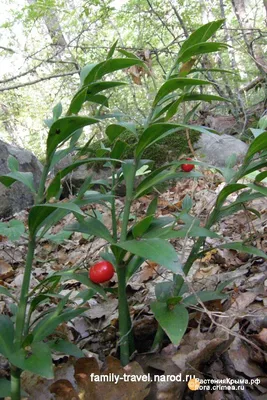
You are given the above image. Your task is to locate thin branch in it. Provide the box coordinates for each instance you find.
[0,71,78,92]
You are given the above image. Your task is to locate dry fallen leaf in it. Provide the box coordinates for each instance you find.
[50,356,150,400]
[0,259,14,280]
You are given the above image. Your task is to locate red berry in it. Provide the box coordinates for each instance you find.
[89,261,115,283]
[181,158,194,172]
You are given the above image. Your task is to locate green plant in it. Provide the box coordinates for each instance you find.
[0,19,266,400]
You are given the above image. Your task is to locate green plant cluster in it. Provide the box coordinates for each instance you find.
[0,21,267,400]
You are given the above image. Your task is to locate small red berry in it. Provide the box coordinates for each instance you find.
[181,158,194,172]
[89,261,115,283]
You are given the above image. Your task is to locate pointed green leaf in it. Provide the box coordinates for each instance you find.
[178,42,227,63]
[10,342,53,378]
[47,339,84,358]
[107,39,119,59]
[117,238,182,273]
[219,242,267,258]
[151,302,188,345]
[245,132,267,161]
[32,308,86,343]
[47,116,99,159]
[132,215,154,238]
[29,203,84,236]
[65,218,114,243]
[53,103,63,120]
[179,19,224,56]
[0,171,36,193]
[0,315,14,358]
[135,123,213,157]
[134,167,201,198]
[153,78,211,106]
[183,290,228,306]
[214,184,247,209]
[84,58,143,84]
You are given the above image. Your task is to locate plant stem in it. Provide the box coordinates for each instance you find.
[10,366,21,400]
[14,237,36,344]
[151,325,165,350]
[117,265,130,366]
[116,162,137,365]
[111,168,117,241]
[36,163,50,204]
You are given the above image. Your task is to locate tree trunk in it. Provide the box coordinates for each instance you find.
[231,0,267,75]
[27,0,79,70]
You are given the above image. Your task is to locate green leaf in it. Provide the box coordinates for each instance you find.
[118,49,140,59]
[219,242,267,258]
[245,132,267,161]
[110,140,127,159]
[166,93,230,120]
[153,78,211,106]
[151,302,189,345]
[85,81,127,95]
[155,282,175,302]
[47,116,99,160]
[183,290,228,306]
[247,183,267,196]
[47,339,84,358]
[0,379,11,397]
[0,171,36,193]
[117,238,182,273]
[53,270,106,297]
[87,94,108,107]
[255,171,267,182]
[107,39,119,59]
[0,219,25,241]
[125,255,145,280]
[84,58,143,84]
[178,42,227,63]
[106,122,136,142]
[179,19,224,56]
[53,103,63,120]
[67,87,88,115]
[32,308,86,343]
[10,342,53,379]
[147,197,158,216]
[43,230,72,244]
[7,155,19,172]
[214,184,247,209]
[0,315,14,358]
[134,168,201,198]
[132,215,154,238]
[65,218,114,243]
[135,123,213,157]
[46,157,118,200]
[29,203,84,236]
[0,286,17,302]
[143,225,219,239]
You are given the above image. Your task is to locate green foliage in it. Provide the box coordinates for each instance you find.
[1,20,267,398]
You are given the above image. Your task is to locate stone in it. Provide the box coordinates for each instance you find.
[195,133,248,167]
[0,140,43,217]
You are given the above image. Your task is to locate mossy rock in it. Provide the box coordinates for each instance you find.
[88,129,200,170]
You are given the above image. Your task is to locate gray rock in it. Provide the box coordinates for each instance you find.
[0,140,43,217]
[195,133,248,167]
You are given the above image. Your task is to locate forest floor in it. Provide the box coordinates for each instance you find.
[1,170,267,400]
